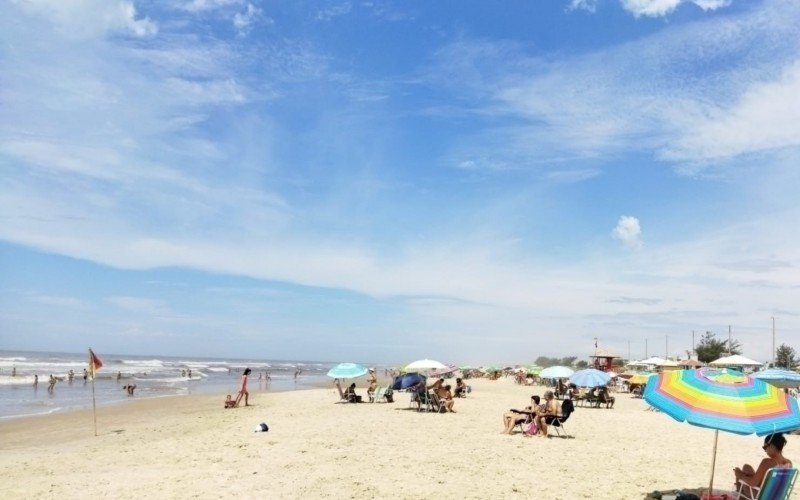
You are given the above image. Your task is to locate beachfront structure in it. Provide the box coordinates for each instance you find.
[589,348,619,372]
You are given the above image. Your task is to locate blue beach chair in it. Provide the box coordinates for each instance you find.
[736,467,797,500]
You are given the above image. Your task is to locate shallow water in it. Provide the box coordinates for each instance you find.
[0,350,355,419]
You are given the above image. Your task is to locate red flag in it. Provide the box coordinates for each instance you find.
[89,349,103,377]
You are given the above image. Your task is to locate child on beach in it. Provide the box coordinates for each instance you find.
[224,395,236,408]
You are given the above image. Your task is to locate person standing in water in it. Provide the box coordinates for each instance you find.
[48,374,56,393]
[234,368,251,407]
[33,374,38,388]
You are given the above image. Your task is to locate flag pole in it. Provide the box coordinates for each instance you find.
[89,348,98,437]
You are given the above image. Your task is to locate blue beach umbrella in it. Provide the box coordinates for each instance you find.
[569,368,611,388]
[327,363,368,379]
[392,372,426,390]
[753,368,800,388]
[540,366,574,379]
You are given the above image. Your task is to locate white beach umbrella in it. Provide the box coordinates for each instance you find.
[404,359,447,372]
[539,366,574,379]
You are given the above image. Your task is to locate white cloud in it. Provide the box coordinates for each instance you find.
[316,2,352,21]
[233,3,262,31]
[613,216,643,250]
[620,0,730,17]
[568,0,600,13]
[16,0,156,38]
[663,60,800,163]
[180,0,243,13]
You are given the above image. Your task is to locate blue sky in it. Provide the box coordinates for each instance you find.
[1,0,799,364]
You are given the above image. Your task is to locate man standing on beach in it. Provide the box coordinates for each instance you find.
[234,368,251,407]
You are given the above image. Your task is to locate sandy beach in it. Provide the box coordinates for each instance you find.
[0,377,791,499]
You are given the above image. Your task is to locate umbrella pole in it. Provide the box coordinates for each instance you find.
[708,430,719,497]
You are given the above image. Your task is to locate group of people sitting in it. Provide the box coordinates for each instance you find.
[409,378,456,412]
[333,368,396,403]
[502,390,571,437]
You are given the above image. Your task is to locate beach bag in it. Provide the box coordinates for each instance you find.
[525,421,538,435]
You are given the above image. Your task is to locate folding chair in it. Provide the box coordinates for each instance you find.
[550,398,574,438]
[736,467,797,500]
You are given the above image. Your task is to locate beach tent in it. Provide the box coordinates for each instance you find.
[629,357,666,367]
[709,355,763,367]
[678,359,703,368]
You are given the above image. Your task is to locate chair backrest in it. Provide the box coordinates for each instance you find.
[561,398,574,417]
[757,467,797,500]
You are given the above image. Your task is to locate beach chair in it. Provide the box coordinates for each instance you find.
[369,386,384,403]
[582,391,599,408]
[409,390,432,412]
[735,467,797,500]
[429,392,446,413]
[597,390,615,409]
[550,398,574,438]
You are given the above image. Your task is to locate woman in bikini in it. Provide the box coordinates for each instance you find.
[734,433,792,496]
[502,395,541,434]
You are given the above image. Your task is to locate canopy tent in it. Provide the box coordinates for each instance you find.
[709,355,763,367]
[678,359,703,368]
[629,357,666,367]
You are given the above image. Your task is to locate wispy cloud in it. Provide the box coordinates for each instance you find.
[316,2,352,21]
[18,0,157,38]
[620,0,731,17]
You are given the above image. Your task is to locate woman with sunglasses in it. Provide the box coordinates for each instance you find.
[733,433,792,495]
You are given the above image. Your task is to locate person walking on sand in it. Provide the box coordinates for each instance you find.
[234,368,251,407]
[48,374,56,393]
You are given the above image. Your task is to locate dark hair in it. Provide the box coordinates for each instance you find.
[243,368,252,375]
[456,378,462,383]
[765,433,787,451]
[444,385,451,390]
[532,395,541,404]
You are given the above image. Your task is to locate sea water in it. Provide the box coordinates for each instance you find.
[0,350,367,419]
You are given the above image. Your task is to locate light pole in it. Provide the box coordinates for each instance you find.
[772,316,776,365]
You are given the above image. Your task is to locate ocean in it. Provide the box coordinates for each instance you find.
[0,350,363,420]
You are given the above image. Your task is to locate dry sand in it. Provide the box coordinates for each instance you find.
[0,378,790,499]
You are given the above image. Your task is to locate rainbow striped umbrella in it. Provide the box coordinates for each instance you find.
[644,368,800,495]
[644,368,800,435]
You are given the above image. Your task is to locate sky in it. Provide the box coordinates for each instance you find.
[1,0,799,365]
